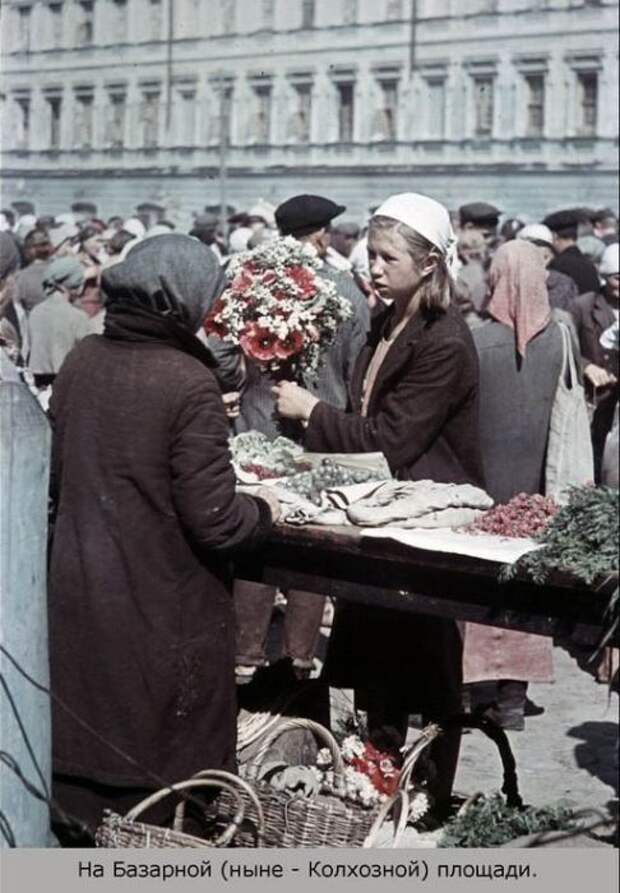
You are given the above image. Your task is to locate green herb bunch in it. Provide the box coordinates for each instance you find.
[505,486,619,585]
[439,794,576,848]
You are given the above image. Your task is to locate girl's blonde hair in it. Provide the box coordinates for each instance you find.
[368,215,453,313]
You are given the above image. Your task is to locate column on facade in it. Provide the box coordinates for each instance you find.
[496,54,515,143]
[354,65,372,144]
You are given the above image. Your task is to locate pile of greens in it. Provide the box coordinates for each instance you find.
[503,486,618,586]
[439,794,576,848]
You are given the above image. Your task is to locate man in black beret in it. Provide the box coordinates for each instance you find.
[459,201,501,247]
[234,193,370,685]
[71,201,98,220]
[543,209,600,295]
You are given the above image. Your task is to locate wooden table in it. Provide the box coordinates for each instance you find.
[236,524,617,647]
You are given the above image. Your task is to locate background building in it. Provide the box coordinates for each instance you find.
[0,0,618,225]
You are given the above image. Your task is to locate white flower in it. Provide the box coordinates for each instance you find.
[316,748,333,768]
[341,735,365,761]
[409,792,430,823]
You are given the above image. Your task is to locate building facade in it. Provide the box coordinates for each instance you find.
[0,0,618,225]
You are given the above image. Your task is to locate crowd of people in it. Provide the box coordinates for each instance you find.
[0,189,618,845]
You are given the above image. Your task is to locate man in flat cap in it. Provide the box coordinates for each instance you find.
[592,208,619,246]
[325,220,361,273]
[234,193,370,684]
[189,212,225,263]
[459,202,501,248]
[543,209,600,295]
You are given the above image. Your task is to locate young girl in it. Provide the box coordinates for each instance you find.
[274,192,484,817]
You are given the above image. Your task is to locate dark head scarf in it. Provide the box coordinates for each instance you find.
[102,233,224,332]
[102,234,225,369]
[0,232,20,284]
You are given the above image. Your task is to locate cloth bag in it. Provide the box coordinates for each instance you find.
[545,323,594,501]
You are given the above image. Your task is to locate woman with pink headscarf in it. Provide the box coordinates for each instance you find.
[463,239,572,730]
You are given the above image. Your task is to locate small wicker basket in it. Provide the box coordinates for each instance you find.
[96,772,264,849]
[206,718,439,848]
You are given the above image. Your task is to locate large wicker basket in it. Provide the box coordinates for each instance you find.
[96,772,264,848]
[205,718,439,848]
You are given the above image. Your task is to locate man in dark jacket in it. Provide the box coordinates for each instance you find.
[570,242,619,481]
[543,209,600,295]
[48,234,279,842]
[234,194,370,683]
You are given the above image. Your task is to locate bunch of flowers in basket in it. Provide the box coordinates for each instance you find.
[313,735,429,817]
[203,236,353,376]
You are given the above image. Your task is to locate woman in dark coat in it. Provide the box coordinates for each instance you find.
[48,234,278,840]
[274,193,484,815]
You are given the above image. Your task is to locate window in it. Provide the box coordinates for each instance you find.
[577,72,597,136]
[426,79,445,139]
[301,0,315,28]
[17,5,32,52]
[293,83,312,142]
[525,74,544,137]
[262,0,275,28]
[74,94,94,149]
[386,0,402,18]
[15,96,30,150]
[111,0,128,42]
[76,1,94,46]
[254,86,272,143]
[180,91,196,145]
[377,80,397,141]
[47,96,62,150]
[141,91,160,148]
[473,76,494,137]
[108,92,126,148]
[343,0,358,24]
[337,82,354,142]
[222,0,236,33]
[149,0,162,40]
[49,3,64,47]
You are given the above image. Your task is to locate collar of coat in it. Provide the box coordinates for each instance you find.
[351,303,443,413]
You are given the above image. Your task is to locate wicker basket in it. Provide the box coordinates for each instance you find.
[95,772,264,849]
[206,718,438,848]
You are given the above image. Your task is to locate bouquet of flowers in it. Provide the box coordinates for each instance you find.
[313,735,429,817]
[204,236,353,376]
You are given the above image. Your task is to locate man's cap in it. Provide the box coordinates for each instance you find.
[189,213,219,234]
[542,209,582,235]
[592,207,618,224]
[135,202,165,213]
[205,203,236,217]
[71,201,98,215]
[517,223,554,248]
[275,194,346,236]
[11,200,35,215]
[459,202,501,226]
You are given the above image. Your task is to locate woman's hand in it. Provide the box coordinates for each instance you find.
[272,381,320,421]
[222,391,241,419]
[584,363,617,389]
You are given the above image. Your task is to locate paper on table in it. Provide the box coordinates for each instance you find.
[361,527,541,564]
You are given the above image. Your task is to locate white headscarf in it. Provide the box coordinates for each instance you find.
[372,193,460,281]
[123,217,146,239]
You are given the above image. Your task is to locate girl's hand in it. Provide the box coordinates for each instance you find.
[272,381,319,421]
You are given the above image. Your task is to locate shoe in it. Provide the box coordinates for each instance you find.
[524,697,545,717]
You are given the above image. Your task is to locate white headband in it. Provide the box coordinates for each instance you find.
[372,192,461,281]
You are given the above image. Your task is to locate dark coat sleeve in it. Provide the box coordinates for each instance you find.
[305,335,471,474]
[169,372,272,552]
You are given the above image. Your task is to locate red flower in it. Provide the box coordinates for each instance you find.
[239,324,278,363]
[203,299,228,338]
[287,265,317,299]
[261,271,278,287]
[274,329,304,360]
[231,268,255,294]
